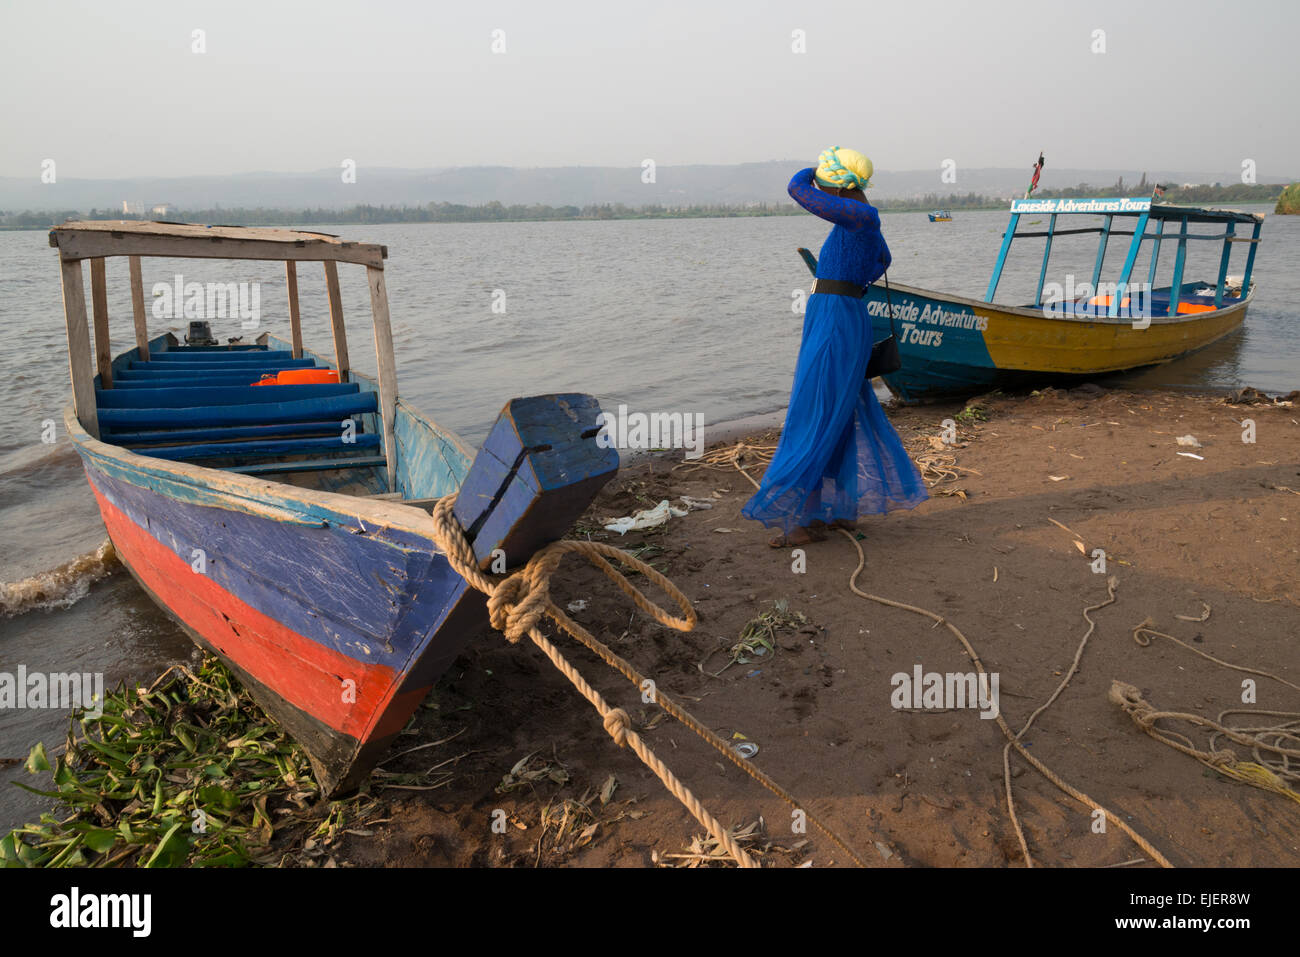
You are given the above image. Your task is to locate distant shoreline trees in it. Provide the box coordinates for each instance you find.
[0,183,1285,230]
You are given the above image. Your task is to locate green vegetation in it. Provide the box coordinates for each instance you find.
[3,176,1283,231]
[0,191,1011,230]
[0,655,377,867]
[1275,183,1300,214]
[1037,173,1283,206]
[0,201,805,230]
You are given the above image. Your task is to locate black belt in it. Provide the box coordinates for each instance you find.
[810,278,866,298]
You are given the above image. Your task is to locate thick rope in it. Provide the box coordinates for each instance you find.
[430,496,869,867]
[707,439,1170,867]
[1109,682,1300,806]
[836,529,1173,868]
[1121,619,1300,802]
[1132,618,1300,694]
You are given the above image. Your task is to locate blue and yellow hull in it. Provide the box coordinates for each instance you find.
[863,281,1252,402]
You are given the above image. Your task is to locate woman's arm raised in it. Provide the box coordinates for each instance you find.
[788,167,881,231]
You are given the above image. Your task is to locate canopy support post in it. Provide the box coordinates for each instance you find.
[1214,222,1235,308]
[1145,219,1165,291]
[1240,220,1262,296]
[90,258,113,387]
[1090,214,1113,293]
[1111,211,1150,318]
[1033,213,1057,307]
[286,261,303,358]
[366,266,399,491]
[985,213,1019,302]
[60,259,99,439]
[128,256,150,361]
[1168,217,1189,317]
[324,261,350,380]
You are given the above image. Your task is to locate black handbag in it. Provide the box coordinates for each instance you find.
[865,271,901,379]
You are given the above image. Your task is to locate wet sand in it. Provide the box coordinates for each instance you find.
[218,388,1300,866]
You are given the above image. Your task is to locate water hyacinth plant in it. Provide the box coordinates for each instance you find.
[1,655,371,867]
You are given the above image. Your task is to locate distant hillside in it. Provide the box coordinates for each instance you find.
[2,162,1293,212]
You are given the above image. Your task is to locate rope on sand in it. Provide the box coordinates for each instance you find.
[429,496,868,868]
[708,439,1171,867]
[1113,619,1300,805]
[835,530,1173,868]
[672,441,775,485]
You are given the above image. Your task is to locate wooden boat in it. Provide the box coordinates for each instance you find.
[805,197,1265,402]
[928,210,953,222]
[50,221,618,796]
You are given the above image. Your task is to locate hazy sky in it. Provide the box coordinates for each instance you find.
[2,0,1296,179]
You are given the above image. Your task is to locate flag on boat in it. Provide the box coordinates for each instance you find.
[1153,183,1167,198]
[1025,152,1045,198]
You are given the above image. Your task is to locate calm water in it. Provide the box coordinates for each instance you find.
[1,207,1296,830]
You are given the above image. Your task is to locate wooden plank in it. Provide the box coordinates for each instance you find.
[143,433,380,462]
[128,256,150,360]
[53,220,348,242]
[366,266,398,491]
[60,259,99,439]
[286,261,303,358]
[50,221,386,268]
[228,455,387,476]
[95,382,357,409]
[109,421,344,445]
[89,258,113,387]
[96,392,377,431]
[324,261,350,380]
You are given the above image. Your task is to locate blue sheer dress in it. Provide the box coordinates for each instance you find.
[742,168,929,534]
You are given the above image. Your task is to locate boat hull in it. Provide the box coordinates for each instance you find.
[67,385,617,796]
[863,281,1251,402]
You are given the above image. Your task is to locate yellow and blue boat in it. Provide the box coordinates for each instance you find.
[809,197,1265,402]
[928,210,953,222]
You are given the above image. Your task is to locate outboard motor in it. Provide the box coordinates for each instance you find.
[185,320,216,346]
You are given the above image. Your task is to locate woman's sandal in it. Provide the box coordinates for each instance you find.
[768,526,827,548]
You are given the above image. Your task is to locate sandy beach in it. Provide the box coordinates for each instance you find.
[308,386,1300,868]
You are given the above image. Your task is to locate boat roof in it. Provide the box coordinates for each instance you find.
[1009,197,1264,224]
[48,220,387,267]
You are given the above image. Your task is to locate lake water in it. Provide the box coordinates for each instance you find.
[1,206,1295,831]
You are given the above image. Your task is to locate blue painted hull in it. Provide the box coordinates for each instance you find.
[69,334,618,795]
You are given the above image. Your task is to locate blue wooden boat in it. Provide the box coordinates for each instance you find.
[928,210,953,222]
[51,221,618,796]
[806,197,1265,402]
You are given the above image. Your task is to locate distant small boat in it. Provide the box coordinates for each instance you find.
[802,196,1266,401]
[928,210,953,222]
[50,221,617,795]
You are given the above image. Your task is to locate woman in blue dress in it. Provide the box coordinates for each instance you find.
[744,147,929,546]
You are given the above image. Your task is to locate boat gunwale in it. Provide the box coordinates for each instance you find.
[879,278,1255,327]
[64,401,449,544]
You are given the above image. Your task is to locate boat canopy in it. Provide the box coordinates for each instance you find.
[48,221,398,486]
[985,196,1265,317]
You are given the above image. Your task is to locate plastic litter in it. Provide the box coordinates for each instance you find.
[603,500,688,535]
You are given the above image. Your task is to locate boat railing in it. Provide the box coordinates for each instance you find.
[984,197,1264,318]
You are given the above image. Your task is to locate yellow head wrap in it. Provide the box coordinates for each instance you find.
[815,146,874,190]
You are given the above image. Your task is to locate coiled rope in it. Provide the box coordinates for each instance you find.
[429,496,868,867]
[1114,619,1300,804]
